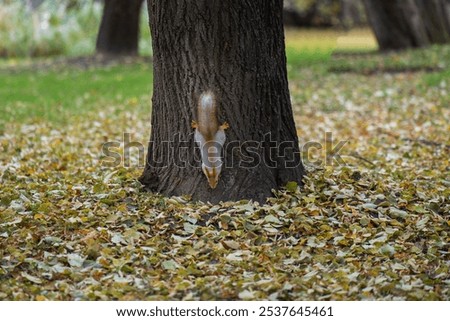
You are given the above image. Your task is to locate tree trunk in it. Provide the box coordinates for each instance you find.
[96,0,143,56]
[30,0,45,9]
[340,0,365,29]
[363,0,429,51]
[140,0,305,204]
[415,0,450,44]
[443,0,450,35]
[283,0,320,27]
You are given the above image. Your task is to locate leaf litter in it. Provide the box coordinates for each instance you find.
[0,65,449,300]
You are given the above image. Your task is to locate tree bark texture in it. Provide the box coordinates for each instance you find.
[363,0,429,50]
[140,0,305,203]
[96,0,143,56]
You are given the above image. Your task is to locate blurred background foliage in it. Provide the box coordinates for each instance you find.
[0,0,151,58]
[0,0,364,59]
[284,0,366,28]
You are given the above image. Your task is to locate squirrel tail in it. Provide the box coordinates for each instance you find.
[200,91,214,110]
[197,91,216,133]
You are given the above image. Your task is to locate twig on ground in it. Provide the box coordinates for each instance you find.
[377,129,450,150]
[344,152,376,167]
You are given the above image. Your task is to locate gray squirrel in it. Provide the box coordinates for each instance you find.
[192,91,229,188]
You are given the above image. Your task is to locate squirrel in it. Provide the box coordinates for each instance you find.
[192,91,229,189]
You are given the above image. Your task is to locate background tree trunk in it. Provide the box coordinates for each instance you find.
[340,0,365,29]
[415,0,450,44]
[96,0,143,56]
[363,0,429,50]
[443,0,450,35]
[140,0,304,203]
[283,0,320,27]
[29,0,45,9]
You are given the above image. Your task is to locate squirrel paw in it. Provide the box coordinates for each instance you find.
[220,122,229,130]
[191,120,198,129]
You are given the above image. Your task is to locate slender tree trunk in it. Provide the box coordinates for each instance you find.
[140,0,304,203]
[96,0,143,56]
[30,0,45,9]
[340,0,365,29]
[415,0,450,44]
[363,0,429,50]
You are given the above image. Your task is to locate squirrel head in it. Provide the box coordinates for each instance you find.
[202,163,222,189]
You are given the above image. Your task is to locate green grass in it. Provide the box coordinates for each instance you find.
[1,28,449,129]
[0,63,152,126]
[285,28,377,69]
[423,69,450,87]
[286,47,333,67]
[329,44,450,74]
[284,29,339,68]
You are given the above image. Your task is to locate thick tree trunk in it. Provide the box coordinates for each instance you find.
[415,0,450,44]
[96,0,143,56]
[363,0,429,50]
[140,0,304,203]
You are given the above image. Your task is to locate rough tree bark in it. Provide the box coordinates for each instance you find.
[363,0,429,50]
[140,0,305,203]
[96,0,143,56]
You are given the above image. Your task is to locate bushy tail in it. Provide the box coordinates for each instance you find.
[200,92,214,110]
[197,91,217,136]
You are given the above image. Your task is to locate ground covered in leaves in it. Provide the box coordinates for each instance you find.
[1,44,449,300]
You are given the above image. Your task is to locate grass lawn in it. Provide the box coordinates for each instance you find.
[0,62,152,127]
[0,29,449,300]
